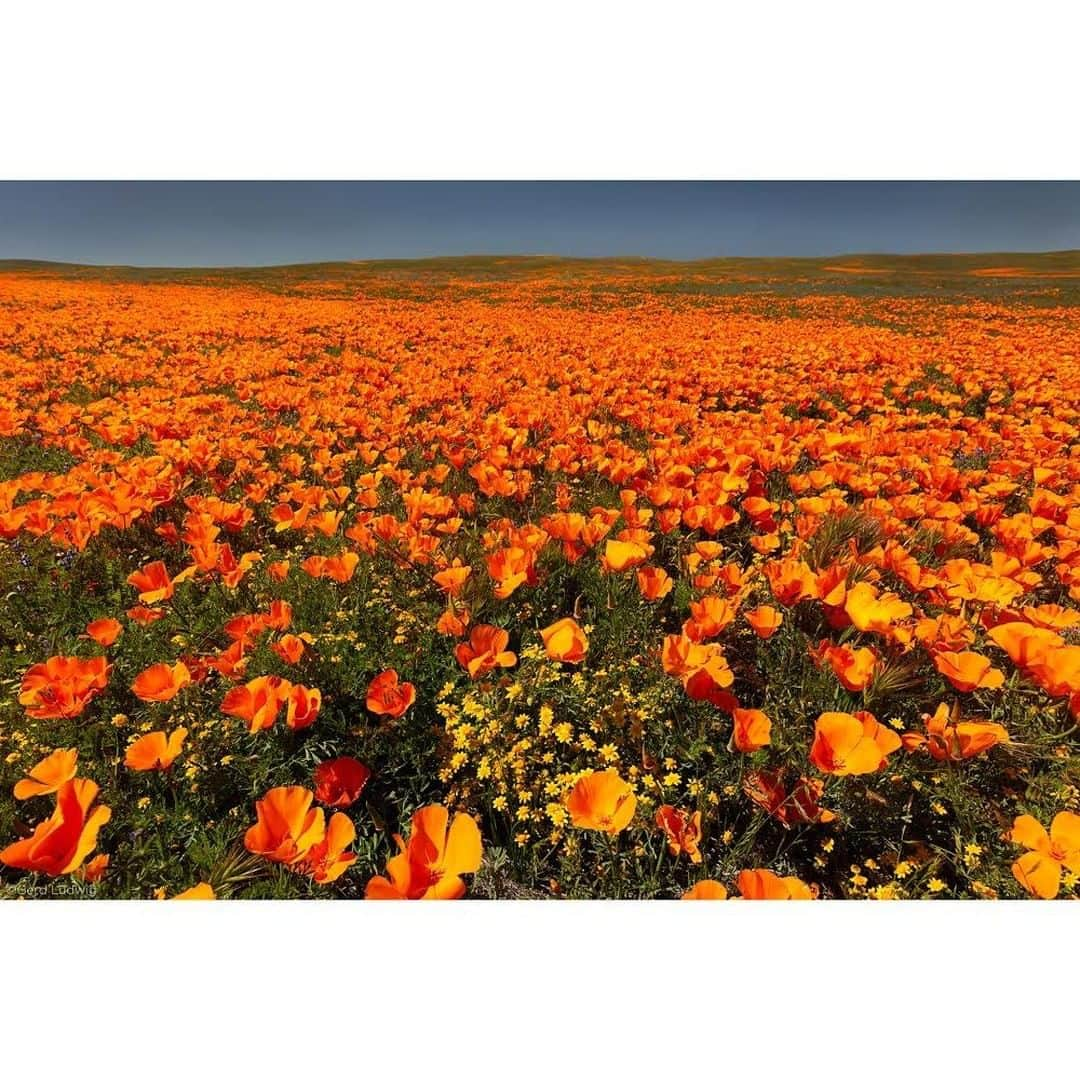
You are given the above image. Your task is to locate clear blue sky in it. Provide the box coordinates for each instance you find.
[1,182,1078,266]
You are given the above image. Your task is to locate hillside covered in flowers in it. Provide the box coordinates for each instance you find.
[1,255,1078,899]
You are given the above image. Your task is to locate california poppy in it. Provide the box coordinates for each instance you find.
[0,778,111,876]
[565,770,637,833]
[85,617,122,646]
[684,594,739,642]
[736,868,815,899]
[743,768,836,826]
[366,804,482,899]
[271,633,306,664]
[244,785,326,866]
[285,684,321,730]
[1010,812,1080,899]
[601,538,649,573]
[901,703,1009,761]
[745,605,782,638]
[455,624,517,678]
[77,852,109,883]
[812,640,879,692]
[682,880,728,899]
[268,559,291,582]
[13,747,78,799]
[540,617,589,663]
[730,708,772,752]
[436,607,470,636]
[661,633,734,703]
[809,711,901,775]
[843,581,913,636]
[172,882,216,899]
[313,756,371,807]
[127,560,191,604]
[124,727,188,771]
[655,805,703,862]
[433,560,471,597]
[303,812,357,884]
[131,660,192,702]
[366,669,416,718]
[934,650,1005,693]
[19,655,110,719]
[221,674,291,733]
[637,565,673,600]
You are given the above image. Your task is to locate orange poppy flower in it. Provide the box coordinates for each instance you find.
[85,617,122,646]
[655,805,703,862]
[736,868,815,899]
[303,812,357,884]
[1009,812,1080,899]
[933,650,1005,693]
[124,727,188,771]
[271,633,306,664]
[264,598,292,629]
[366,803,483,899]
[127,605,165,625]
[313,756,371,807]
[1026,644,1080,700]
[636,565,673,600]
[323,551,359,583]
[661,633,734,703]
[745,605,783,638]
[172,882,216,899]
[77,853,109,883]
[436,606,470,636]
[901,703,1009,761]
[454,624,517,678]
[301,554,328,579]
[221,674,292,733]
[285,684,321,730]
[684,594,739,642]
[730,708,772,752]
[268,559,291,582]
[809,711,901,775]
[131,660,192,702]
[987,621,1062,668]
[914,613,975,652]
[540,617,589,663]
[19,655,110,719]
[433,561,471,597]
[127,560,192,604]
[244,785,326,866]
[486,545,534,599]
[13,747,79,799]
[812,640,879,692]
[843,581,913,636]
[366,669,416,718]
[682,880,728,899]
[0,778,111,876]
[565,770,637,833]
[601,538,649,573]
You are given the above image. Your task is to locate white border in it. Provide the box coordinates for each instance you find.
[3,1,1080,179]
[3,899,1078,1076]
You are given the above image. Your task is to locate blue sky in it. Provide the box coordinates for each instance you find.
[1,182,1078,266]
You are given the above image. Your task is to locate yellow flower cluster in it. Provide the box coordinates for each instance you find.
[438,652,663,844]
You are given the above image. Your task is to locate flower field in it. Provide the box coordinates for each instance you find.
[1,256,1079,900]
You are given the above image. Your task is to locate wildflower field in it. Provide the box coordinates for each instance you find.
[2,253,1079,900]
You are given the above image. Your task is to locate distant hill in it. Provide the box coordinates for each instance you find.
[1,251,1077,304]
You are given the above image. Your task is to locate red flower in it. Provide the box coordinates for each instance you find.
[313,757,371,808]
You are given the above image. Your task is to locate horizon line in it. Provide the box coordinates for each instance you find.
[2,248,1079,272]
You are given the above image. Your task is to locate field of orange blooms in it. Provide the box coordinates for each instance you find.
[1,256,1078,900]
